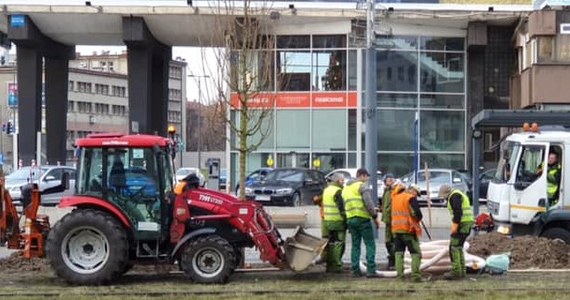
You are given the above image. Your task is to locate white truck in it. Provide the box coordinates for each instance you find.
[486,128,570,242]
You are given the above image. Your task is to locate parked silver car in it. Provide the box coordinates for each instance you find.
[5,165,76,206]
[400,168,470,206]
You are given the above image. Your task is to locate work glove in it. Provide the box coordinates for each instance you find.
[451,222,459,235]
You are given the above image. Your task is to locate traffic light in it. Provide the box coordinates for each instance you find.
[6,122,12,134]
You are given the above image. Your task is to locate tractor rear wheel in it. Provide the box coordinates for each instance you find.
[46,209,129,285]
[180,235,236,284]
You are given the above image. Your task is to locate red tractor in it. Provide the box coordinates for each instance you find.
[35,133,323,284]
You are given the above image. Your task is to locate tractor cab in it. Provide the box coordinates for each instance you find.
[72,133,176,243]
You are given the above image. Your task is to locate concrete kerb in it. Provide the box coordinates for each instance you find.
[265,206,461,229]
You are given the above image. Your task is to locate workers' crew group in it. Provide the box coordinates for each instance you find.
[317,167,474,281]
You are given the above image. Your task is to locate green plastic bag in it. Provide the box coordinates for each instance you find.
[485,252,510,274]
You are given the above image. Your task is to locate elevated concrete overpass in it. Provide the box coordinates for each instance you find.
[0,1,529,165]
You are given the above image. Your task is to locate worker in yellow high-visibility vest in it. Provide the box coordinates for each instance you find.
[322,173,346,273]
[439,184,474,280]
[342,168,380,278]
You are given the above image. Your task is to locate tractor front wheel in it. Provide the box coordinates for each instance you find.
[180,235,236,284]
[46,209,129,285]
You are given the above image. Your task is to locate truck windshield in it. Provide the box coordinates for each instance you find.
[495,141,520,182]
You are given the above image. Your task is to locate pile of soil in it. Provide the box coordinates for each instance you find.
[469,232,570,269]
[0,251,51,272]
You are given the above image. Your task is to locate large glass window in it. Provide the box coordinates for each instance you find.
[420,110,465,152]
[420,37,464,51]
[232,50,275,92]
[377,51,418,92]
[278,51,311,91]
[378,153,415,177]
[313,153,346,174]
[348,109,357,150]
[377,93,417,108]
[377,109,416,151]
[312,110,347,150]
[276,110,309,149]
[420,52,464,93]
[232,110,274,150]
[420,94,464,109]
[249,110,274,150]
[277,35,310,48]
[420,153,465,170]
[313,35,346,48]
[348,50,358,90]
[376,36,417,50]
[312,50,346,91]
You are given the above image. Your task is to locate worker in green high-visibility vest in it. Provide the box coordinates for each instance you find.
[439,184,474,280]
[342,168,380,278]
[537,151,562,207]
[321,173,346,273]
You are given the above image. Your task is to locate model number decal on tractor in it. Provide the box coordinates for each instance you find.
[198,194,224,205]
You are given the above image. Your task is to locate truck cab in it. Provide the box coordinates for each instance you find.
[487,129,570,242]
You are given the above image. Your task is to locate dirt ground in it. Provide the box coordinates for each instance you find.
[0,251,51,272]
[1,232,570,273]
[469,232,570,269]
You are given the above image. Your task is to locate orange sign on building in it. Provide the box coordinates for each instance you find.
[230,92,357,109]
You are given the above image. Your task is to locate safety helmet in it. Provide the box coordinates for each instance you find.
[182,173,201,189]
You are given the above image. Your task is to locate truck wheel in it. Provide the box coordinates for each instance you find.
[46,209,129,285]
[541,228,570,244]
[180,235,236,284]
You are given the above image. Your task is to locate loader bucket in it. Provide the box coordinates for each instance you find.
[283,226,328,272]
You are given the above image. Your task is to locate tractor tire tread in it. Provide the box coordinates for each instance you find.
[46,208,129,285]
[181,235,236,284]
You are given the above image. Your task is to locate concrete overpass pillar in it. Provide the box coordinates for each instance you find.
[123,16,171,137]
[45,57,70,165]
[14,46,42,166]
[8,15,74,166]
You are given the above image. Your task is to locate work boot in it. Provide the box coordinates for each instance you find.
[410,253,422,283]
[443,271,460,281]
[395,252,405,280]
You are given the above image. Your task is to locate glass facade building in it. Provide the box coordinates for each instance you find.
[230,33,466,186]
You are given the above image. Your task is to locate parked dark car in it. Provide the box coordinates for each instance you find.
[245,168,326,207]
[235,167,274,192]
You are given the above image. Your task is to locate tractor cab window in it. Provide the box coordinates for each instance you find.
[514,145,545,187]
[77,147,162,229]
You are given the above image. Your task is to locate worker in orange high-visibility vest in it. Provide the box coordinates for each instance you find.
[174,173,201,195]
[392,184,424,282]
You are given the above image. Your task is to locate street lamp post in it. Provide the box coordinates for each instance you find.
[188,74,210,169]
